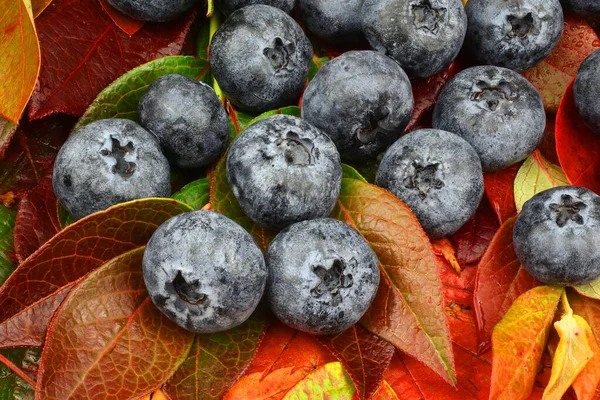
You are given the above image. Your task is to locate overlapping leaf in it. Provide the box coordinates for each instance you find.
[514,150,569,213]
[29,0,195,120]
[451,198,499,265]
[32,0,52,17]
[98,0,144,36]
[0,347,40,398]
[490,286,563,400]
[332,178,455,385]
[570,292,600,399]
[484,164,520,224]
[281,361,355,400]
[0,118,18,159]
[0,206,17,287]
[36,248,195,399]
[473,217,540,352]
[171,177,210,210]
[575,278,600,300]
[556,82,600,194]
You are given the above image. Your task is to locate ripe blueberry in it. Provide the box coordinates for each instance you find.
[210,5,313,113]
[302,50,413,161]
[432,65,545,172]
[465,0,564,72]
[216,0,295,15]
[226,115,342,231]
[561,0,600,15]
[574,49,600,134]
[138,74,229,169]
[513,186,600,286]
[143,210,267,333]
[361,0,467,77]
[105,0,198,21]
[375,129,484,239]
[266,218,380,335]
[298,0,365,44]
[53,119,171,220]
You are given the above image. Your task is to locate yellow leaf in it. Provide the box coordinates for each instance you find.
[572,318,600,400]
[282,361,355,400]
[574,276,600,301]
[514,150,569,213]
[543,294,594,400]
[0,0,40,123]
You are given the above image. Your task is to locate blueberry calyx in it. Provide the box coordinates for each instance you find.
[549,194,587,227]
[263,37,296,73]
[404,162,445,200]
[410,0,447,34]
[100,136,136,178]
[471,80,513,112]
[506,13,534,39]
[310,259,354,306]
[173,271,207,305]
[278,131,315,165]
[355,108,389,145]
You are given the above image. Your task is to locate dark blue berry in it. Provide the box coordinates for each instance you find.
[105,0,198,21]
[574,49,600,135]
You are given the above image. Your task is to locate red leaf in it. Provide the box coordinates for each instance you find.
[483,164,520,224]
[98,0,144,36]
[473,217,540,353]
[451,198,500,265]
[36,248,195,399]
[13,170,60,263]
[0,118,18,159]
[28,0,195,120]
[318,324,395,400]
[556,81,600,194]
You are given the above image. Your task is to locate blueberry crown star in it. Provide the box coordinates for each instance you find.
[404,162,445,200]
[548,194,587,227]
[310,259,353,306]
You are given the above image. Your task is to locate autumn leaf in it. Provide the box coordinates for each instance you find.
[451,198,500,265]
[332,178,456,385]
[371,381,398,400]
[29,0,195,120]
[98,0,145,36]
[0,0,40,123]
[522,16,600,113]
[162,308,267,400]
[575,277,600,301]
[0,118,18,159]
[490,285,564,400]
[317,324,395,400]
[556,81,600,194]
[543,294,595,400]
[0,205,17,286]
[570,292,600,400]
[171,177,210,210]
[31,0,52,18]
[484,164,520,224]
[514,150,569,212]
[281,361,355,400]
[36,248,195,399]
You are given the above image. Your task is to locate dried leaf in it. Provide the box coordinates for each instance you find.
[0,205,17,286]
[332,178,456,385]
[484,164,520,224]
[36,248,195,399]
[490,286,564,400]
[281,361,355,400]
[0,0,40,123]
[514,150,569,213]
[171,177,210,210]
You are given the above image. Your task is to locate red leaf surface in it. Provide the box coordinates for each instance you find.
[13,170,60,263]
[98,0,144,36]
[318,324,395,400]
[0,198,192,330]
[0,114,74,199]
[36,248,195,400]
[483,164,520,224]
[29,0,195,120]
[556,81,600,194]
[451,198,500,266]
[473,217,540,353]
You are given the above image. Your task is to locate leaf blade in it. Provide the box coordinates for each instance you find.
[281,361,355,400]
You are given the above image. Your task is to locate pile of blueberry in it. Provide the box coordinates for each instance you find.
[52,0,600,334]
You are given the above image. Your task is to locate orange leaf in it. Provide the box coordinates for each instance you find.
[223,367,311,400]
[570,292,600,400]
[371,381,399,400]
[490,286,564,400]
[0,0,40,123]
[281,361,355,399]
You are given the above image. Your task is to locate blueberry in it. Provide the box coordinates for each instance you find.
[138,74,229,169]
[561,0,600,15]
[226,115,342,230]
[210,5,313,113]
[465,0,564,72]
[513,186,600,286]
[574,49,600,134]
[375,129,484,239]
[432,66,545,172]
[302,51,413,161]
[52,119,171,220]
[217,0,295,15]
[361,0,467,77]
[266,218,380,335]
[298,0,365,44]
[143,210,267,333]
[105,0,198,21]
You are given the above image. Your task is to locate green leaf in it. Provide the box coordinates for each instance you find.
[0,348,40,399]
[574,276,600,300]
[171,178,210,210]
[341,164,366,182]
[0,206,16,287]
[245,106,302,131]
[74,56,210,130]
[196,18,211,60]
[308,54,330,82]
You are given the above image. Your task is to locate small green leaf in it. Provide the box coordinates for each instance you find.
[0,347,40,399]
[171,178,210,210]
[575,276,600,300]
[245,106,302,130]
[308,55,330,82]
[341,164,366,182]
[0,206,16,287]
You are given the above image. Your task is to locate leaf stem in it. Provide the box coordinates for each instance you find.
[0,353,36,388]
[209,11,224,102]
[206,0,214,18]
[561,290,572,315]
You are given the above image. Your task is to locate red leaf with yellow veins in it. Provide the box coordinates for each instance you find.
[490,286,564,400]
[318,324,395,400]
[484,164,520,224]
[36,248,195,400]
[28,0,194,120]
[556,81,600,194]
[522,16,600,113]
[0,198,192,329]
[473,217,540,353]
[332,178,455,385]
